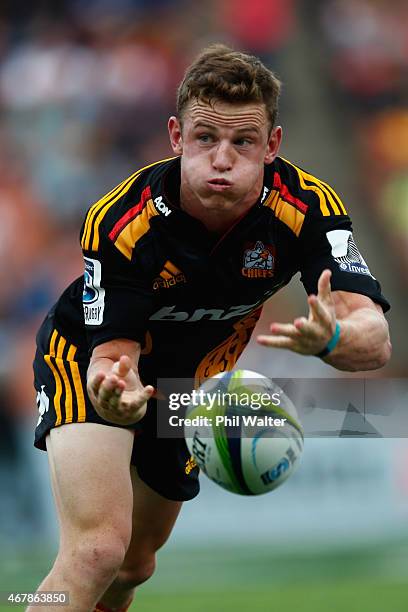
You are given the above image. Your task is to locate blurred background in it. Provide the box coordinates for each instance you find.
[0,0,407,610]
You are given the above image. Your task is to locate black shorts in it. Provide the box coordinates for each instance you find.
[33,310,200,502]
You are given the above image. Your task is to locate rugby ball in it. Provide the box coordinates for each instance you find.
[184,370,303,495]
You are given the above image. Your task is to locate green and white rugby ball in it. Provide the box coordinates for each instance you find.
[184,370,303,495]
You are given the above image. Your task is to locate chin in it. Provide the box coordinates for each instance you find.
[202,198,234,211]
[198,190,236,209]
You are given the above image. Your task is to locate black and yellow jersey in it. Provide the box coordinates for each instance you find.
[52,156,389,386]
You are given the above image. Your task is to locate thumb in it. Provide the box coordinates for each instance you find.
[139,385,155,402]
[318,269,332,302]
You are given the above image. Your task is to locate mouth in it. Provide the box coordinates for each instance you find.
[207,178,233,191]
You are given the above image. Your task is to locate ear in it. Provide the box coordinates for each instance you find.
[264,126,282,165]
[168,116,183,155]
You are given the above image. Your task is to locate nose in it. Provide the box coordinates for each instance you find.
[211,140,234,172]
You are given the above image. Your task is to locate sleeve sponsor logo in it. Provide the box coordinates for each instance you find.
[326,230,374,278]
[83,257,105,325]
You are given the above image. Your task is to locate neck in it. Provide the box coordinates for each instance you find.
[179,183,262,234]
[179,201,246,234]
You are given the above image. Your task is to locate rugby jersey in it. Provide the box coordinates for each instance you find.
[53,156,389,385]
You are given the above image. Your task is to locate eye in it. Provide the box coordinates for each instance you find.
[197,133,214,143]
[235,137,252,146]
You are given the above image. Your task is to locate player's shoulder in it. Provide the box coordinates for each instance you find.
[80,156,177,257]
[263,156,349,237]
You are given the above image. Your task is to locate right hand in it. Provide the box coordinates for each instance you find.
[87,355,155,425]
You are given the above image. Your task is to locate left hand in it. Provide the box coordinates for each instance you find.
[257,269,337,355]
[87,355,155,425]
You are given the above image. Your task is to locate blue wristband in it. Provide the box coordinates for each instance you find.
[316,321,341,358]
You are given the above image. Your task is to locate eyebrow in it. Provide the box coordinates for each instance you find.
[192,122,260,134]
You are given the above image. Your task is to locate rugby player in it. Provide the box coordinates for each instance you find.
[30,45,391,612]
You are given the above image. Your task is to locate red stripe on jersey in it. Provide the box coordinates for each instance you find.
[273,172,308,214]
[108,185,152,242]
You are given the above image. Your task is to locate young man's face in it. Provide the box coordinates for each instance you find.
[168,99,282,213]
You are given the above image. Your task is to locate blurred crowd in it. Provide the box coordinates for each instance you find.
[0,0,406,542]
[318,0,408,277]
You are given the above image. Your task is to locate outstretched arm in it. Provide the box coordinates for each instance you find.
[87,338,155,425]
[257,269,392,372]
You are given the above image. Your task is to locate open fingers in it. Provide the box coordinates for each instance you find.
[308,294,331,326]
[102,382,154,413]
[98,374,125,402]
[113,355,132,378]
[138,385,155,404]
[265,318,323,342]
[257,334,294,349]
[269,322,302,339]
[90,371,106,397]
[317,269,332,302]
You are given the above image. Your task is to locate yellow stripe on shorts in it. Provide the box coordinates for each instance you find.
[67,344,86,423]
[54,335,73,424]
[44,330,63,427]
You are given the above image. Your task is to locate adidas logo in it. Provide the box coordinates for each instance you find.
[153,261,186,290]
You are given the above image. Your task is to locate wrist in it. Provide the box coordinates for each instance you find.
[316,321,341,358]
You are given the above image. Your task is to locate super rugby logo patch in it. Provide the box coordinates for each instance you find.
[326,230,374,277]
[242,241,276,279]
[83,257,105,325]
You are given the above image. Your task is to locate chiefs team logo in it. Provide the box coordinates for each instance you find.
[242,241,275,279]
